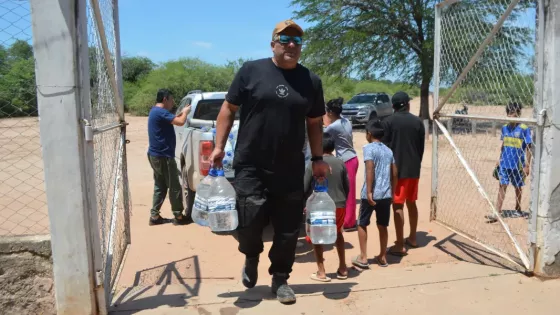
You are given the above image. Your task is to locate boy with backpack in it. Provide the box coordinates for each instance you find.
[304,132,350,281]
[352,120,398,268]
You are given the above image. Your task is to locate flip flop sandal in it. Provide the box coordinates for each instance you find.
[351,256,369,269]
[374,257,389,267]
[336,270,348,280]
[310,272,331,282]
[405,238,419,248]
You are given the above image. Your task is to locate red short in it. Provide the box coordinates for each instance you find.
[336,207,346,233]
[393,178,419,204]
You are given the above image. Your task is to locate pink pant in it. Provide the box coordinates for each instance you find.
[344,156,359,228]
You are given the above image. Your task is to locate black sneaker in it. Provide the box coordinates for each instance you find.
[172,215,191,226]
[271,274,296,304]
[149,215,165,226]
[241,257,259,288]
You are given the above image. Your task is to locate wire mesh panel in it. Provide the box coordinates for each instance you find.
[437,0,536,117]
[86,0,129,305]
[433,0,538,270]
[0,0,49,236]
[434,118,535,269]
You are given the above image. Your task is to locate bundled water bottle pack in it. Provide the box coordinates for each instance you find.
[306,180,337,245]
[192,168,239,231]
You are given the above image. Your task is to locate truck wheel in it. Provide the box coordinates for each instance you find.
[369,111,378,121]
[181,164,195,221]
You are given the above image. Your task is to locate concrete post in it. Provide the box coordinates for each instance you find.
[30,0,100,313]
[533,0,560,278]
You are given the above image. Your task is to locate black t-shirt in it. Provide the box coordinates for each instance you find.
[226,58,325,175]
[382,111,425,179]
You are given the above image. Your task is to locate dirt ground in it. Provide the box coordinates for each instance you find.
[1,98,555,313]
[107,98,558,314]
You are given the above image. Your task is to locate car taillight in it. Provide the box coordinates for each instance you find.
[199,140,214,176]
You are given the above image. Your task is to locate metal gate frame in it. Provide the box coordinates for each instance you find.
[84,0,131,312]
[431,0,545,271]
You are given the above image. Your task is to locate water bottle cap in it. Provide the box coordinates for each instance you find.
[217,170,225,176]
[314,185,328,192]
[208,168,219,177]
[313,178,328,192]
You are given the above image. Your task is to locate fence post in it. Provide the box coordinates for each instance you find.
[431,4,442,221]
[30,0,100,313]
[533,0,560,278]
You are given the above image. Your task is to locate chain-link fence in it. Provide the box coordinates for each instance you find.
[432,0,537,270]
[0,0,48,236]
[87,0,130,305]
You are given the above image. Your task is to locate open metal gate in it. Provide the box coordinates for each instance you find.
[85,0,131,311]
[431,0,543,271]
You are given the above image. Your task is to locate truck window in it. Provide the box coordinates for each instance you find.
[193,99,240,120]
[348,95,375,104]
[377,95,390,103]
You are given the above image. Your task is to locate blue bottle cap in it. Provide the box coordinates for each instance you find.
[208,168,219,177]
[313,179,329,192]
[217,170,225,176]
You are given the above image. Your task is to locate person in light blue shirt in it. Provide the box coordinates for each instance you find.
[352,120,397,269]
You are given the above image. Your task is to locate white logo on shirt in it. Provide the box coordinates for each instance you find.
[275,85,289,98]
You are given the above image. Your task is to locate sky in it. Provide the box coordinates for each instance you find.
[118,0,308,65]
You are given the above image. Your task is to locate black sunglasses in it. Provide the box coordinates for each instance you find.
[276,34,303,45]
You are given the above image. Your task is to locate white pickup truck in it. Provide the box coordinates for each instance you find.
[173,90,239,216]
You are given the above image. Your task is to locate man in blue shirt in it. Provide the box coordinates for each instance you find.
[147,89,191,225]
[488,102,532,222]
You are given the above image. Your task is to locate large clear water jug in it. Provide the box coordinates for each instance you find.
[192,168,218,226]
[208,170,238,231]
[306,180,337,245]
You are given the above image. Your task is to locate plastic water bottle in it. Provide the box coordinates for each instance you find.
[207,170,238,232]
[222,139,234,172]
[306,180,337,245]
[192,168,218,226]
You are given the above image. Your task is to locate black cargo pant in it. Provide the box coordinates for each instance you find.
[233,166,304,278]
[147,154,184,218]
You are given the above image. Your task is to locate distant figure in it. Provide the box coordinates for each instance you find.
[382,92,425,256]
[352,120,397,269]
[324,97,359,231]
[488,102,532,222]
[147,89,191,226]
[304,132,349,282]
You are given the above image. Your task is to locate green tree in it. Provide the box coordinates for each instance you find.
[292,0,436,119]
[7,40,33,60]
[291,0,534,119]
[128,58,235,115]
[122,56,155,83]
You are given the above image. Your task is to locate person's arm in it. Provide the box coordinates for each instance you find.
[342,163,350,198]
[497,126,505,166]
[366,160,376,206]
[210,63,248,166]
[306,77,328,178]
[214,101,239,151]
[391,162,398,197]
[170,105,191,126]
[363,146,376,206]
[303,164,313,199]
[418,120,426,162]
[524,127,533,174]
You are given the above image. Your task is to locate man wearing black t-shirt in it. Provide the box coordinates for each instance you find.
[209,20,327,304]
[382,92,425,256]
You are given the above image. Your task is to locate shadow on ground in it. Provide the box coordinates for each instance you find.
[110,256,207,313]
[218,282,358,309]
[434,233,524,272]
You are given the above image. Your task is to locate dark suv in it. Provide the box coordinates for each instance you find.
[341,92,393,125]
